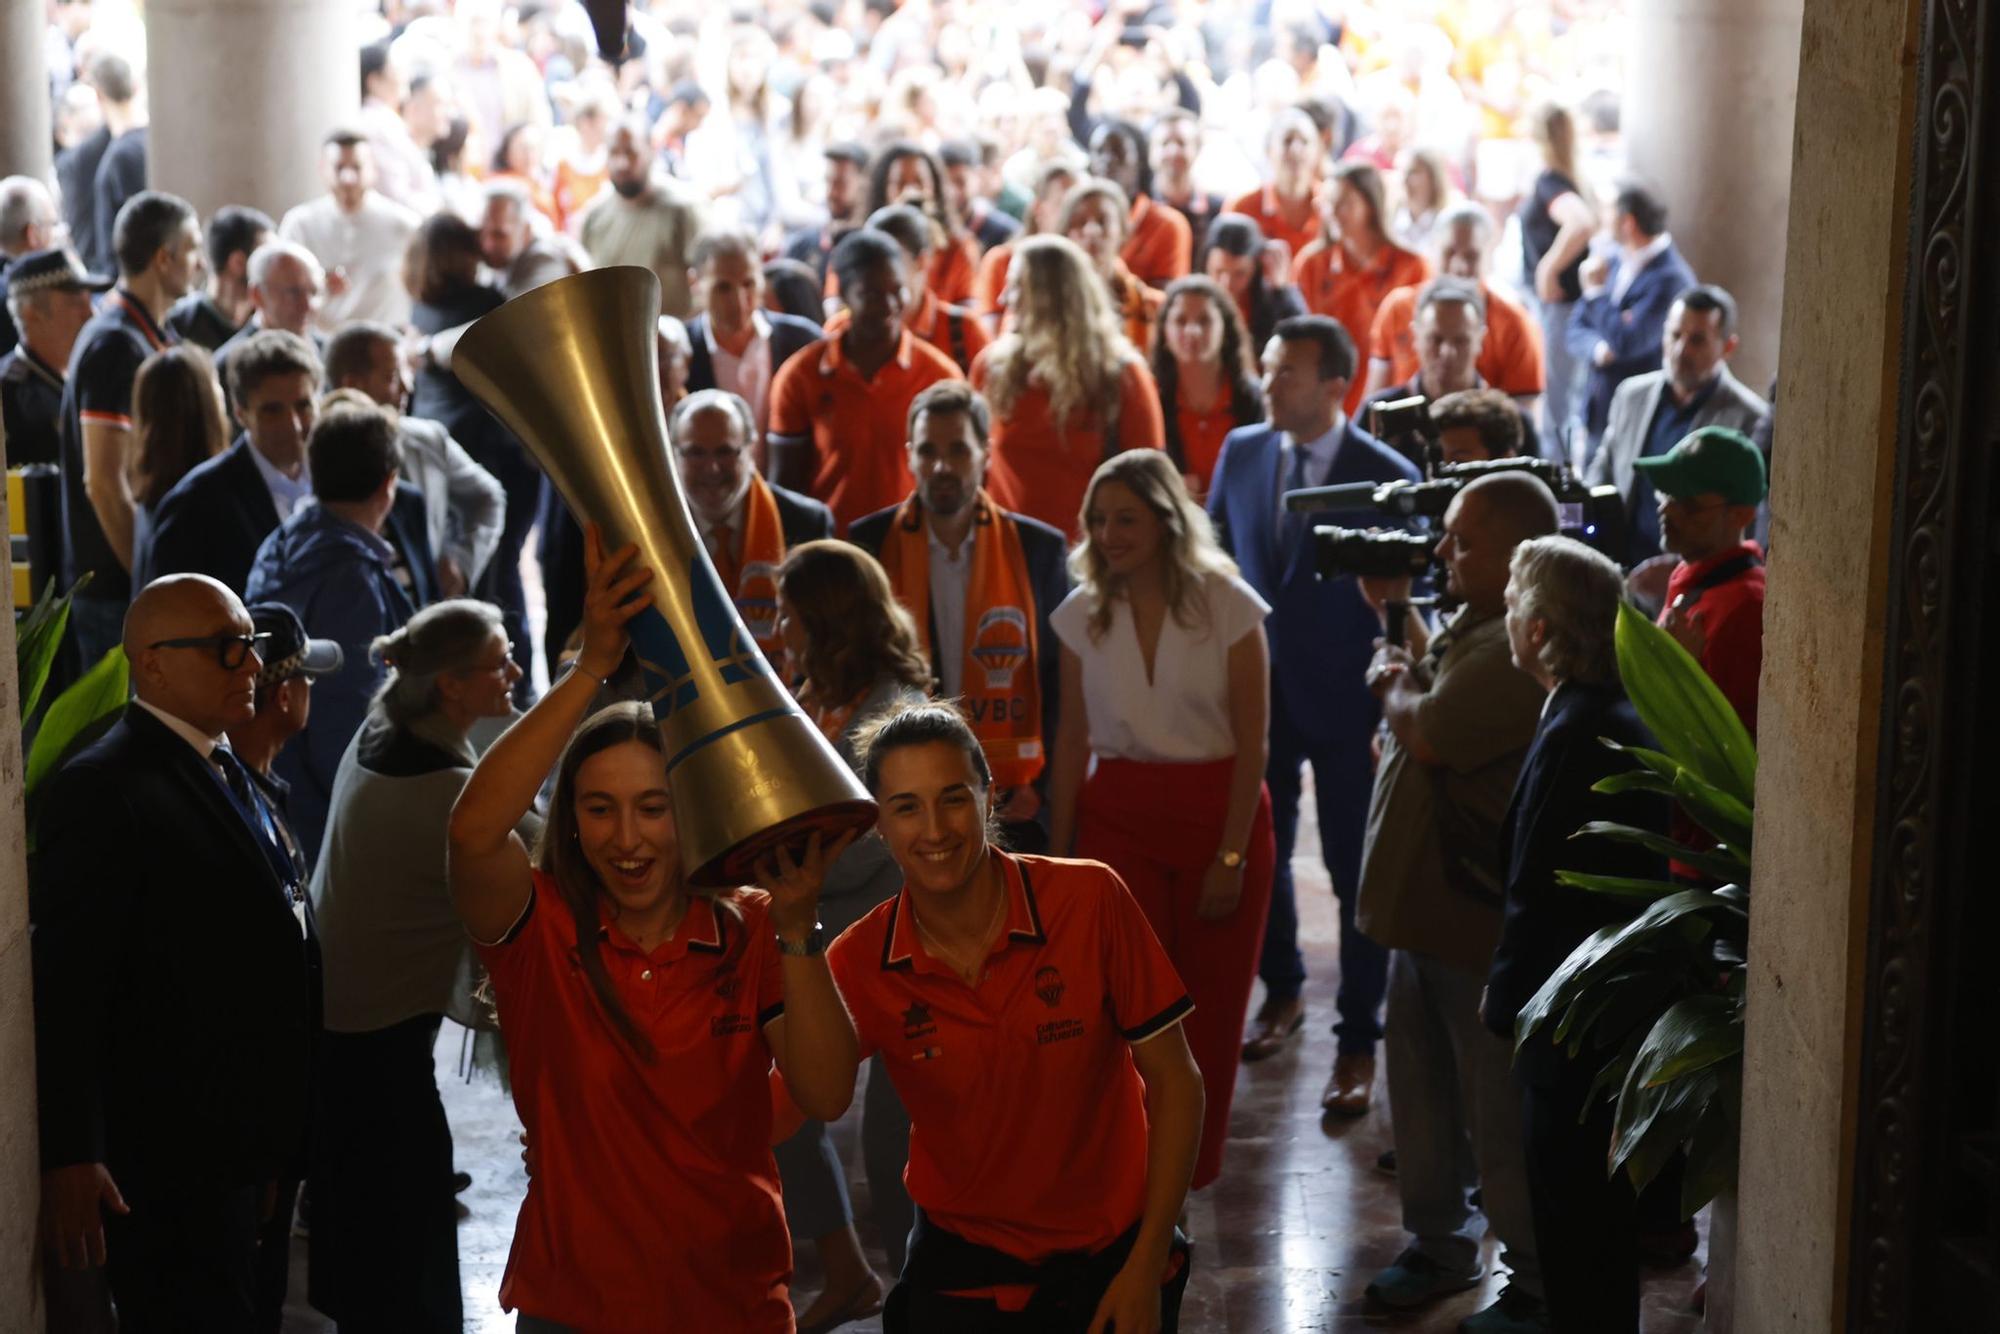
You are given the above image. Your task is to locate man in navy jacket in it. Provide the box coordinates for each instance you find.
[1566,185,1695,464]
[1207,315,1420,1113]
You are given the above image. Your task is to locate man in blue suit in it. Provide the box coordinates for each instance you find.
[1566,185,1695,466]
[1207,314,1420,1115]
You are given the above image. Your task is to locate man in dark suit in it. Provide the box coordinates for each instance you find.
[142,329,438,604]
[33,573,320,1331]
[683,228,822,458]
[1567,185,1696,463]
[1483,534,1669,1334]
[1206,315,1419,1112]
[848,380,1069,850]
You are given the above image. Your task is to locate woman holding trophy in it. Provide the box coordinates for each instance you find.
[447,527,861,1333]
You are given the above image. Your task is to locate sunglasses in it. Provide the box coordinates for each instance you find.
[148,632,273,671]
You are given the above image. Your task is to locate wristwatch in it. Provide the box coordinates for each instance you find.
[1216,849,1245,870]
[776,924,826,957]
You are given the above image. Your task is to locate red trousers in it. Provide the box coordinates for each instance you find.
[1077,756,1275,1190]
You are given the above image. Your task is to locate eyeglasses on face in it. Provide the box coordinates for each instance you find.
[148,632,272,670]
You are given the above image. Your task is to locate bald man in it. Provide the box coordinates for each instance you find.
[32,574,320,1331]
[1348,473,1561,1327]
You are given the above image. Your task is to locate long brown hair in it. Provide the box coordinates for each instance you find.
[129,345,228,509]
[1150,276,1265,473]
[531,702,740,1061]
[776,541,930,704]
[403,212,482,306]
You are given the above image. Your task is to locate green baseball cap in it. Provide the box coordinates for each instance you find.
[1633,426,1768,505]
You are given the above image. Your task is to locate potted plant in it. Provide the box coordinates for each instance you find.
[1514,602,1753,1224]
[16,578,131,846]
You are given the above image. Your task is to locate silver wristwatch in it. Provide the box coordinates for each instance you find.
[775,924,826,957]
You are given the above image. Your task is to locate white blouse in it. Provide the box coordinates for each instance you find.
[1050,570,1271,764]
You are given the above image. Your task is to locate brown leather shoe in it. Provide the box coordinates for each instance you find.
[1321,1052,1376,1116]
[1240,996,1305,1062]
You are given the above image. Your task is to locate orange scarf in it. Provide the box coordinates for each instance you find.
[876,490,1045,788]
[718,474,789,658]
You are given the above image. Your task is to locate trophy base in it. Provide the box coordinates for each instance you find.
[688,800,882,888]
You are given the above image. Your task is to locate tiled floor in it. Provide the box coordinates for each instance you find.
[282,792,1707,1333]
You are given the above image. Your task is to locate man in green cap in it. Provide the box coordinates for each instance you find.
[1634,424,1767,733]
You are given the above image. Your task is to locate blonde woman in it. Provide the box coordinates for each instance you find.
[972,236,1165,539]
[1058,178,1167,355]
[1517,103,1598,455]
[1045,450,1275,1192]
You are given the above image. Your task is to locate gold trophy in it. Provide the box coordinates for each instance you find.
[454,267,876,885]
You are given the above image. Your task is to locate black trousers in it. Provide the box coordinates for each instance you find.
[103,1181,264,1334]
[473,442,543,708]
[307,1015,462,1333]
[1519,1037,1640,1334]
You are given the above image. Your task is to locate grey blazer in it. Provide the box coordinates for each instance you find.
[1586,366,1769,506]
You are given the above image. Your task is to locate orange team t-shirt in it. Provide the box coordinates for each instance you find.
[826,851,1193,1264]
[1294,239,1433,414]
[974,351,1166,539]
[1367,279,1546,396]
[1175,392,1247,499]
[973,243,1013,323]
[769,330,963,534]
[475,874,792,1333]
[1123,195,1193,290]
[1226,185,1321,258]
[928,233,981,307]
[823,288,990,375]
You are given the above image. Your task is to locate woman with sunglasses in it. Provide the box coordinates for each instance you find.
[305,599,524,1331]
[447,529,860,1332]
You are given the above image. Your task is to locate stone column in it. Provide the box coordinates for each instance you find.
[0,423,41,1326]
[0,2,54,182]
[1624,0,1806,394]
[1732,0,1921,1327]
[144,0,357,224]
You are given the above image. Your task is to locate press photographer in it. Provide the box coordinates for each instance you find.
[1349,472,1560,1321]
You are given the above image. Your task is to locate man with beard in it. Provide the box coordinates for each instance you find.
[578,118,707,319]
[847,380,1069,850]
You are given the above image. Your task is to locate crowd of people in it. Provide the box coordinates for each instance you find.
[11,3,1779,1333]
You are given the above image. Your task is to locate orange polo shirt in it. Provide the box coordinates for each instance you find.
[476,873,791,1332]
[1175,391,1248,498]
[929,233,981,307]
[826,851,1192,1263]
[1367,279,1546,396]
[973,351,1166,538]
[973,243,1013,322]
[1123,195,1193,289]
[1226,185,1320,257]
[770,329,963,534]
[1294,239,1432,414]
[824,288,991,374]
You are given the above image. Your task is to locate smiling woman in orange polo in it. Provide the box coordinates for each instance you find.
[817,700,1205,1333]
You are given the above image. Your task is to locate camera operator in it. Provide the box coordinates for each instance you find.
[1362,277,1542,467]
[1352,472,1559,1327]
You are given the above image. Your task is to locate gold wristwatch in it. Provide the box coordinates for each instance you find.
[1216,849,1245,870]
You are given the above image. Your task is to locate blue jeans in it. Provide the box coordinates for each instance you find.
[1535,297,1584,469]
[1257,693,1386,1056]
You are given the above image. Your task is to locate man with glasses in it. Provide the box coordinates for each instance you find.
[209,241,328,387]
[31,573,321,1331]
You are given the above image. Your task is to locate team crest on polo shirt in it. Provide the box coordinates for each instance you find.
[712,962,742,1001]
[1034,966,1065,1008]
[971,607,1030,689]
[902,1002,938,1041]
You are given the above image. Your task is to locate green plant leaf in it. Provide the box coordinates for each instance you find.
[1570,821,1751,883]
[1615,1061,1721,1192]
[25,647,129,797]
[1553,870,1686,900]
[1671,769,1755,851]
[1615,602,1757,802]
[1593,769,1677,798]
[15,578,72,721]
[1680,1068,1741,1217]
[1632,993,1744,1088]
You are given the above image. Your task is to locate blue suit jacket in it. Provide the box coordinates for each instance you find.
[1206,420,1420,752]
[1566,242,1697,437]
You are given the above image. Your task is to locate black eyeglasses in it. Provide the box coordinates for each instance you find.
[148,632,272,670]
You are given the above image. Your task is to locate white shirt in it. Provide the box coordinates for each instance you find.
[1611,231,1674,304]
[697,487,752,568]
[280,191,420,329]
[1050,570,1270,763]
[132,696,221,760]
[248,444,311,521]
[703,310,774,436]
[359,98,440,217]
[927,521,974,697]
